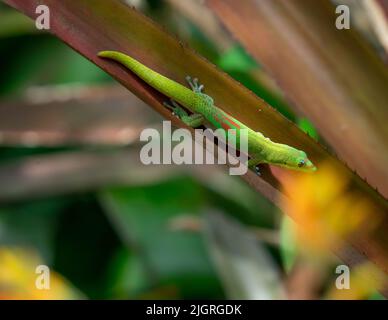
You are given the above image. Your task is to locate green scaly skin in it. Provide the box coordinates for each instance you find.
[98,50,316,173]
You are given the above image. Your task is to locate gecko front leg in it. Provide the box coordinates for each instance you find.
[163,99,204,128]
[186,76,204,93]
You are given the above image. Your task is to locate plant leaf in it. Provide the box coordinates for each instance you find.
[203,211,285,299]
[207,0,388,197]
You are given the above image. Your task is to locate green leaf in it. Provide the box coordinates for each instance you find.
[218,45,258,72]
[280,214,298,273]
[297,118,319,140]
[99,177,224,299]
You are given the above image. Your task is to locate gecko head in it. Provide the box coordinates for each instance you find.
[276,149,317,172]
[293,151,317,172]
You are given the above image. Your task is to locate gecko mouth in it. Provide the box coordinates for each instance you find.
[301,159,317,172]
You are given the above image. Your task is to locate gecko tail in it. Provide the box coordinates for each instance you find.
[98,50,199,110]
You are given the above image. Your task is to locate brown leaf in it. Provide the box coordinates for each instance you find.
[0,85,158,146]
[207,0,388,197]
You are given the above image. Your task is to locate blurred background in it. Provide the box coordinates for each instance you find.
[0,0,386,299]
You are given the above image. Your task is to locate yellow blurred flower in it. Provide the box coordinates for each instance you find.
[279,162,386,299]
[280,162,380,257]
[326,262,386,300]
[0,247,81,300]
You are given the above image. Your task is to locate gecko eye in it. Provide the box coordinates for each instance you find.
[298,160,305,167]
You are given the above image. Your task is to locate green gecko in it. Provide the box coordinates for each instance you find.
[98,50,316,173]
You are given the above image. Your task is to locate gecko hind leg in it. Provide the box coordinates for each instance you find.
[163,99,205,128]
[248,158,263,176]
[254,165,261,176]
[163,99,188,117]
[186,76,204,93]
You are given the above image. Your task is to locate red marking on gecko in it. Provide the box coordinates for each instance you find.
[221,113,241,130]
[213,114,222,126]
[213,112,241,131]
[225,115,241,129]
[221,121,231,130]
